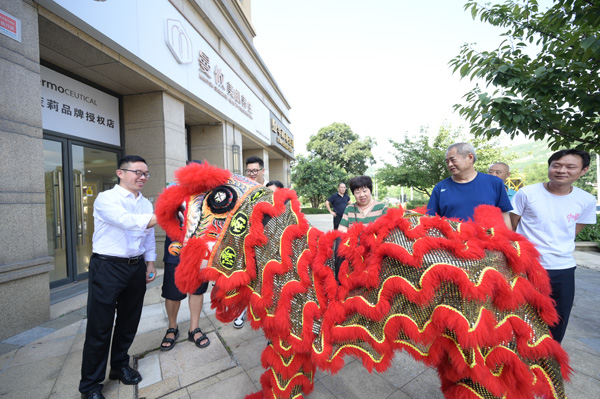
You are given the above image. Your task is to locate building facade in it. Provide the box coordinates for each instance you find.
[0,0,294,340]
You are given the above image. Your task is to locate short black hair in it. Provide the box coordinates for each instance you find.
[118,155,146,169]
[186,159,203,165]
[547,149,590,169]
[266,180,284,189]
[349,175,372,194]
[245,156,264,168]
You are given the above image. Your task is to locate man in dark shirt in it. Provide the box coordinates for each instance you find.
[325,182,351,230]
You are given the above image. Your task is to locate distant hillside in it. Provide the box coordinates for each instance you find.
[504,139,553,171]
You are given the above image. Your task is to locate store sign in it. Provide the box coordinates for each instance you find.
[0,9,21,42]
[165,19,192,64]
[40,66,120,146]
[197,49,254,120]
[36,0,272,145]
[270,114,294,157]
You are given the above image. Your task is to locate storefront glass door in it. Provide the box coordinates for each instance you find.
[44,137,119,287]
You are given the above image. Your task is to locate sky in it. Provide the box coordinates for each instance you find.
[250,0,534,165]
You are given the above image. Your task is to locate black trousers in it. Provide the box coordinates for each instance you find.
[547,267,576,344]
[79,255,146,393]
[333,214,343,230]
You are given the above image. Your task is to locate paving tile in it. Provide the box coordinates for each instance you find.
[42,311,85,331]
[564,369,600,399]
[6,334,73,368]
[0,342,18,358]
[178,355,236,387]
[307,380,337,399]
[138,353,161,388]
[154,386,192,399]
[378,350,431,389]
[160,332,228,379]
[0,355,64,399]
[318,360,396,399]
[2,327,56,346]
[246,364,264,390]
[187,369,256,399]
[228,334,268,371]
[138,375,181,399]
[396,367,444,399]
[47,350,83,399]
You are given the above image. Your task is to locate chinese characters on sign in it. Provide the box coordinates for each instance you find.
[41,97,116,129]
[40,66,120,146]
[271,117,294,153]
[197,49,253,120]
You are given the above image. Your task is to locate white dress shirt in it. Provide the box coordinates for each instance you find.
[92,184,156,261]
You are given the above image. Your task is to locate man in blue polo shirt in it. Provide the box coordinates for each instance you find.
[326,182,351,230]
[427,143,512,228]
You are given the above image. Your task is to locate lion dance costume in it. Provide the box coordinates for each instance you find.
[155,162,570,399]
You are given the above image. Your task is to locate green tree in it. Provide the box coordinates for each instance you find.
[521,162,548,186]
[450,0,600,153]
[307,122,375,176]
[378,124,515,197]
[291,155,347,208]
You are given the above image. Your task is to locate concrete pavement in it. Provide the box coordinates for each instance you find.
[1,213,599,399]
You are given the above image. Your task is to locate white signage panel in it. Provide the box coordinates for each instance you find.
[40,66,121,146]
[37,0,271,145]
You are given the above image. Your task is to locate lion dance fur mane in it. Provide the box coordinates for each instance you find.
[156,162,570,399]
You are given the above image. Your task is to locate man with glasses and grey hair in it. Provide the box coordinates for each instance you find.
[426,143,512,228]
[79,155,157,399]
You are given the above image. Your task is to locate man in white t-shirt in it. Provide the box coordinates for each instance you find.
[510,149,596,343]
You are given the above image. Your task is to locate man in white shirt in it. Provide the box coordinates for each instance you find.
[510,149,596,343]
[79,156,157,399]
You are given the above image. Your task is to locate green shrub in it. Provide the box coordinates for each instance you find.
[576,214,600,243]
[405,199,429,210]
[301,207,330,215]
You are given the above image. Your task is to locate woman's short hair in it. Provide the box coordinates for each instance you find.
[349,175,372,194]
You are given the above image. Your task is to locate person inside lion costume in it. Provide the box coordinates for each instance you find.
[155,162,570,399]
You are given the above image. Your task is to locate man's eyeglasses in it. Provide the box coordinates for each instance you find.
[120,169,151,178]
[245,168,263,175]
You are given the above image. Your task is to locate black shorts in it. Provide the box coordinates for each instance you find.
[161,262,208,301]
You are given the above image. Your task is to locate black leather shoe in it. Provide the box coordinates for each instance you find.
[108,365,142,385]
[81,389,105,399]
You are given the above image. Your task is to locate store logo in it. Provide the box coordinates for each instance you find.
[165,19,192,64]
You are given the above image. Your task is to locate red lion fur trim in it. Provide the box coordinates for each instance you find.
[174,236,213,294]
[155,184,189,241]
[175,161,230,193]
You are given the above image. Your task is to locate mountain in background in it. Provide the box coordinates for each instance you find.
[504,139,553,171]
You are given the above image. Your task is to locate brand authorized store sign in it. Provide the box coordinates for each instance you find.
[38,0,270,145]
[40,66,120,146]
[270,114,294,158]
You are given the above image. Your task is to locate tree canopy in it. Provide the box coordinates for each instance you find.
[450,0,600,153]
[291,155,347,208]
[306,122,376,176]
[377,124,515,197]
